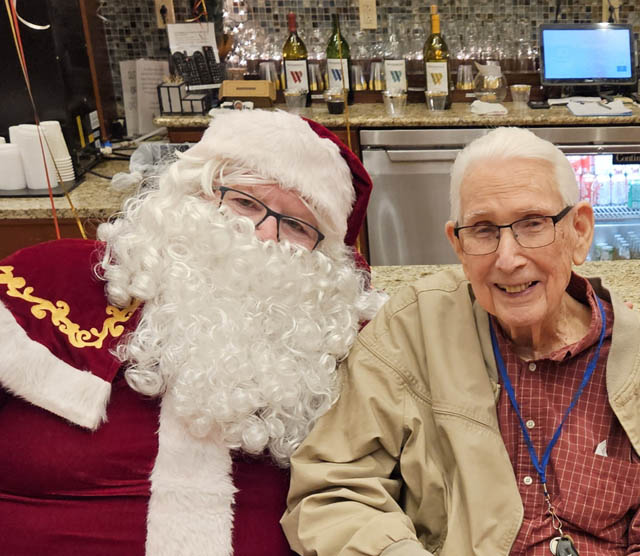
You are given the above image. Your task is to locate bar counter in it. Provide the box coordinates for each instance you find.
[155,101,640,130]
[1,159,130,220]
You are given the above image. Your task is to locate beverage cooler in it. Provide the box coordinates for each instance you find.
[567,152,640,261]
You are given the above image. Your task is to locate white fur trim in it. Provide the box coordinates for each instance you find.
[0,301,111,430]
[186,109,355,242]
[146,391,237,556]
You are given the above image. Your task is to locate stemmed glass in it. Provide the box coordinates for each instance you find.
[405,20,426,89]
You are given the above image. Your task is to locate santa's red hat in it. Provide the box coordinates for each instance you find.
[183,109,371,247]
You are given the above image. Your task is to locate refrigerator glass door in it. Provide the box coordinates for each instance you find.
[566,153,640,260]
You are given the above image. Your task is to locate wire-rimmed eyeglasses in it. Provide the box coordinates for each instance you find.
[453,206,573,256]
[214,186,325,250]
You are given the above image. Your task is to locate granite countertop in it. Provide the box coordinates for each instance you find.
[371,260,640,310]
[0,159,132,219]
[155,101,640,129]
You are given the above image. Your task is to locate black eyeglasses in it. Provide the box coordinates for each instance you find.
[214,186,325,250]
[454,206,573,256]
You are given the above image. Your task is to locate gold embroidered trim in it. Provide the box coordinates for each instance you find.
[0,265,140,349]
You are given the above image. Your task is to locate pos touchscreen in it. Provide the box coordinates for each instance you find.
[539,23,636,86]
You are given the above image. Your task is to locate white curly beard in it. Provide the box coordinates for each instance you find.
[99,189,384,465]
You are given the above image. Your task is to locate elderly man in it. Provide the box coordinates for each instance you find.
[283,127,640,556]
[0,110,385,555]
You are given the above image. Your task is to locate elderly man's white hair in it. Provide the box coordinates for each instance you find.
[449,127,580,222]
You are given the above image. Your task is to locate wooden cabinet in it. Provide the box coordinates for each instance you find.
[167,128,206,143]
[0,218,101,260]
[325,128,360,156]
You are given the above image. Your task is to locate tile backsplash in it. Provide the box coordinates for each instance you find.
[99,0,639,111]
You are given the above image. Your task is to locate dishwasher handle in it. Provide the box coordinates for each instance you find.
[383,144,640,161]
[385,149,461,162]
[557,144,640,154]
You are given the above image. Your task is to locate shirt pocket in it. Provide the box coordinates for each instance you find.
[554,451,640,534]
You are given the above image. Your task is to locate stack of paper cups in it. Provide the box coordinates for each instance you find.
[9,124,58,190]
[0,144,27,190]
[40,120,75,183]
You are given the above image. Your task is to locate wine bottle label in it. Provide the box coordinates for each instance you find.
[383,59,407,93]
[284,60,310,92]
[426,61,448,94]
[327,59,350,90]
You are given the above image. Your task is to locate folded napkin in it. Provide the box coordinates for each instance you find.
[470,100,508,115]
[567,99,632,117]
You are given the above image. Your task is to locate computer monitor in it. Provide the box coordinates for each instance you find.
[539,23,636,87]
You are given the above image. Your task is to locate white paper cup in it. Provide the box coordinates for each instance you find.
[12,125,58,189]
[8,125,21,144]
[53,155,75,180]
[0,137,5,144]
[0,144,27,190]
[40,120,71,159]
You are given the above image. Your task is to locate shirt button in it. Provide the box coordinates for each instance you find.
[523,476,534,486]
[528,362,537,371]
[526,419,535,429]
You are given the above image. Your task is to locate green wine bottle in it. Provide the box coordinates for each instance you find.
[326,14,354,105]
[282,12,311,106]
[423,4,452,108]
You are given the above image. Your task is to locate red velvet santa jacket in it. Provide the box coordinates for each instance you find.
[0,239,295,556]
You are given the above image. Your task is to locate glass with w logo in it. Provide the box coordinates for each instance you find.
[383,15,408,93]
[307,28,327,93]
[216,186,324,250]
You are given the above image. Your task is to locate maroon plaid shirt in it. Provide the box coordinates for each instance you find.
[494,273,640,555]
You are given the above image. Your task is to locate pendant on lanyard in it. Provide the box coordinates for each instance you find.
[489,296,607,556]
[543,482,580,555]
[550,534,579,555]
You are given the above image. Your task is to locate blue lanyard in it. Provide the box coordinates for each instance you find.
[489,296,606,486]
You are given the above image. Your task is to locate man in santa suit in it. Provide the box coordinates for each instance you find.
[0,110,385,555]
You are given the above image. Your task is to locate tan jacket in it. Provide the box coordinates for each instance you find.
[282,268,640,556]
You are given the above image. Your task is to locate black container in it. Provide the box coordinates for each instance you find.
[327,100,345,114]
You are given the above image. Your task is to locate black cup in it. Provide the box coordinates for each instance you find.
[327,99,345,114]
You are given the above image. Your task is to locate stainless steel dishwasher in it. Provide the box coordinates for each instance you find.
[361,128,488,265]
[361,126,640,266]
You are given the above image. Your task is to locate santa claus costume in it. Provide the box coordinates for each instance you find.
[0,111,382,555]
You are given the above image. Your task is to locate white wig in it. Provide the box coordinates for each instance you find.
[449,127,579,221]
[96,147,386,466]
